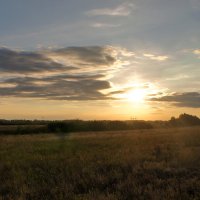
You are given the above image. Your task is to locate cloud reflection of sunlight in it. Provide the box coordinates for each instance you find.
[112,81,162,104]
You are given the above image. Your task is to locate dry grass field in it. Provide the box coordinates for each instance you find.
[0,127,200,200]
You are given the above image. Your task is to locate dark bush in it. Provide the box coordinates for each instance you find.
[47,122,70,133]
[168,113,200,127]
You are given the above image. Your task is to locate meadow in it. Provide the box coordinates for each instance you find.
[0,127,200,200]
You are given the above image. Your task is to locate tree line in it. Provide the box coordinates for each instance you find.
[0,113,200,135]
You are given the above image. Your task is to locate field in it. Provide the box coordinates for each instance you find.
[0,127,200,200]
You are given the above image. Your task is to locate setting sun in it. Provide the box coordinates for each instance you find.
[111,81,157,104]
[124,88,146,103]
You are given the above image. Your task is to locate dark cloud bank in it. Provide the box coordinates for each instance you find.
[0,46,116,100]
[150,92,200,108]
[0,48,68,73]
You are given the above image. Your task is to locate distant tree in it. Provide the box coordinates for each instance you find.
[178,113,200,126]
[169,117,177,126]
[169,113,200,127]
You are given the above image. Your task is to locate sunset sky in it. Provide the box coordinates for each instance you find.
[0,0,200,120]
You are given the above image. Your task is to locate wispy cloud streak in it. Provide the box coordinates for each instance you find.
[86,3,134,16]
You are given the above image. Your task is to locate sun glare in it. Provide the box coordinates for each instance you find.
[108,80,162,106]
[125,88,146,103]
[111,81,161,104]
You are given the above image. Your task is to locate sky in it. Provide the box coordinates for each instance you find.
[0,0,200,120]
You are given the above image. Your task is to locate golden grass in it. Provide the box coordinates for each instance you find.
[0,127,200,199]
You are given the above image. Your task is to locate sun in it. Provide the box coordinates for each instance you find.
[109,81,160,103]
[125,88,146,103]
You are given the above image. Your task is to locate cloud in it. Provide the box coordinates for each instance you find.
[0,46,119,75]
[190,0,200,10]
[0,74,115,101]
[0,46,133,101]
[86,3,134,16]
[150,92,200,108]
[0,48,68,74]
[50,46,116,68]
[193,49,200,58]
[143,54,169,61]
[193,49,200,54]
[90,23,121,28]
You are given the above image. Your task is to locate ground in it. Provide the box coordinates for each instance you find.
[0,127,200,200]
